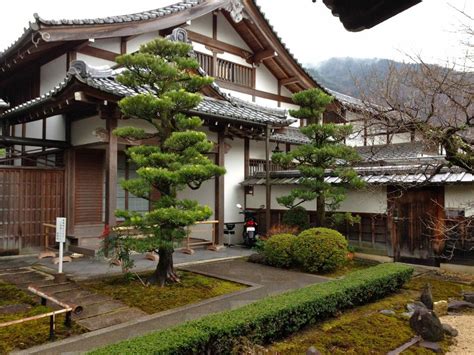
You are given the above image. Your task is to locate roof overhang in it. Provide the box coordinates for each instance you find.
[323,0,422,32]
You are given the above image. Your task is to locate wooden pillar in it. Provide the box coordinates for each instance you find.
[103,108,118,229]
[265,125,271,235]
[214,130,225,245]
[64,149,75,236]
[243,138,250,210]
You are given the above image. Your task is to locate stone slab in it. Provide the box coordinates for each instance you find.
[77,307,147,331]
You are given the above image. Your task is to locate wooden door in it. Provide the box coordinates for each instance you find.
[0,167,64,253]
[388,186,444,265]
[73,149,105,238]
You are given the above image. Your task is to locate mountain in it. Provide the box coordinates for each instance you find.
[306,57,406,98]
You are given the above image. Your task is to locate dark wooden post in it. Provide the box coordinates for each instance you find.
[214,130,225,246]
[265,125,271,235]
[105,112,118,228]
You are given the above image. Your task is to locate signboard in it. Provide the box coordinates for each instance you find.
[55,217,66,243]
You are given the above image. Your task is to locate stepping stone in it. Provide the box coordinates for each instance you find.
[38,283,79,294]
[73,301,128,320]
[77,307,147,331]
[0,303,32,315]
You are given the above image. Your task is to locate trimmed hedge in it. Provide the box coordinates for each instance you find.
[90,263,413,355]
[282,206,309,231]
[263,233,296,268]
[294,228,348,273]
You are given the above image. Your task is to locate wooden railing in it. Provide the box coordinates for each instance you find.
[248,159,288,176]
[195,52,253,88]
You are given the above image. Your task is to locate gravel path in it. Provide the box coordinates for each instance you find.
[443,313,474,355]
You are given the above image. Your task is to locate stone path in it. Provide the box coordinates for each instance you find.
[16,259,329,354]
[0,265,146,331]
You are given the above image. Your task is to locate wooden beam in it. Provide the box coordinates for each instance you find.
[0,135,69,149]
[104,108,118,231]
[250,49,277,64]
[187,30,253,60]
[214,130,225,245]
[279,77,299,86]
[265,125,271,235]
[77,46,119,62]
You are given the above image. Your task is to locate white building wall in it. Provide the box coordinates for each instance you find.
[76,53,116,68]
[255,65,278,94]
[445,184,474,217]
[90,38,121,53]
[188,12,213,37]
[216,13,251,50]
[126,32,160,53]
[249,139,278,160]
[71,115,105,146]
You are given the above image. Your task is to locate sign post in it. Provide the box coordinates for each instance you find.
[55,217,66,274]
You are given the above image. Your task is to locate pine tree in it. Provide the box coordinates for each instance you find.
[109,37,225,286]
[272,88,364,227]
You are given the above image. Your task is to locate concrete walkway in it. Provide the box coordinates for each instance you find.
[17,259,329,355]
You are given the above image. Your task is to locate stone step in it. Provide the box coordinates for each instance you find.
[68,244,98,257]
[76,307,147,331]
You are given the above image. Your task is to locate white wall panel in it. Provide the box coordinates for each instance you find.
[445,184,474,217]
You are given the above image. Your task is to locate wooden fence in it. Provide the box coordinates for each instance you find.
[0,167,64,253]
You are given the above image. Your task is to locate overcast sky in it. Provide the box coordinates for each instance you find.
[0,0,471,66]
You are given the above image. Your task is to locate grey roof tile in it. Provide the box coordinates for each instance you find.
[0,60,291,127]
[0,98,9,108]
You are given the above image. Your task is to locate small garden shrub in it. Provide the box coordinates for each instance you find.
[90,263,413,355]
[263,234,296,268]
[282,206,309,231]
[293,228,348,273]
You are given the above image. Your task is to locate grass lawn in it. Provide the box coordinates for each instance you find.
[81,270,246,314]
[268,271,474,355]
[0,281,85,353]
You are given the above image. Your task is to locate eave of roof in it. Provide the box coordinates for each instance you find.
[0,60,293,127]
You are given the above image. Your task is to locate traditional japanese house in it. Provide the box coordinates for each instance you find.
[0,0,472,270]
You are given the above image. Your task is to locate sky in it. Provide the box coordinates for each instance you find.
[0,0,471,66]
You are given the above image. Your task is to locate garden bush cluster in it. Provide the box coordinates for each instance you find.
[263,228,348,273]
[90,263,413,355]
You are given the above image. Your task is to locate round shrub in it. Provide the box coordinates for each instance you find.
[293,228,348,273]
[282,206,309,231]
[263,233,296,268]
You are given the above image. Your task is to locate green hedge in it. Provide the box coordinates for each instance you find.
[90,263,413,355]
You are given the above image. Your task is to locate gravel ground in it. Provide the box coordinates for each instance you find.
[443,313,474,355]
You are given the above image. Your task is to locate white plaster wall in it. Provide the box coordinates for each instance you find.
[90,38,121,53]
[126,32,160,53]
[76,53,115,68]
[254,96,279,108]
[24,120,42,139]
[192,42,213,56]
[117,118,156,133]
[255,65,278,94]
[188,12,213,37]
[280,86,293,99]
[216,13,251,50]
[246,185,387,214]
[46,116,66,141]
[249,139,278,160]
[445,184,474,217]
[40,54,67,94]
[336,187,387,214]
[224,137,245,230]
[218,51,252,67]
[390,132,412,144]
[71,115,104,146]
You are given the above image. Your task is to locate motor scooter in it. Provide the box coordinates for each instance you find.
[236,204,259,247]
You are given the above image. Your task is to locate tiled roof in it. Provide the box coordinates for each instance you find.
[272,127,310,144]
[0,0,201,61]
[0,60,292,127]
[356,142,439,161]
[34,1,200,26]
[0,99,9,108]
[242,163,474,186]
[327,89,366,111]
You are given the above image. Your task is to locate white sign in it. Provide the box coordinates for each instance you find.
[55,217,66,243]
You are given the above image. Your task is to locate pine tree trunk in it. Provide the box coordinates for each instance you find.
[147,247,180,287]
[316,195,326,227]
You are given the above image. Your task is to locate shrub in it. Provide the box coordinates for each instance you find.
[263,234,296,268]
[293,228,348,273]
[90,263,414,355]
[282,206,309,231]
[267,224,299,237]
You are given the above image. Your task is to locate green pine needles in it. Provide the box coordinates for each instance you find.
[109,37,225,286]
[272,88,364,227]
